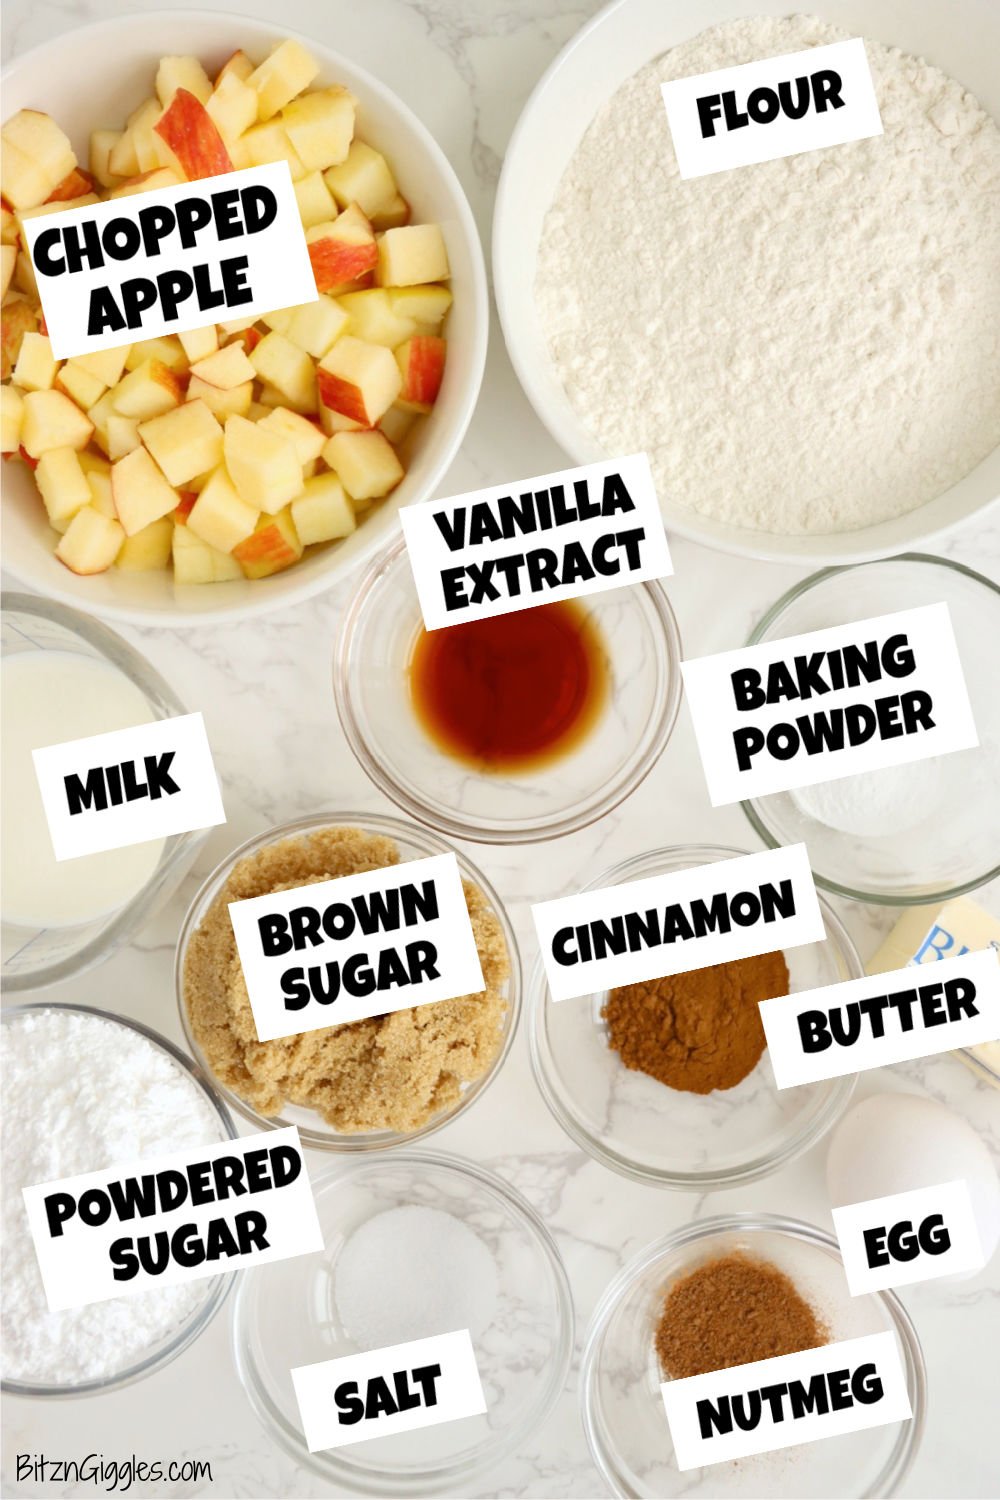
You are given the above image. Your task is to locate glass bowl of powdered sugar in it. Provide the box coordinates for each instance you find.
[232,1151,573,1495]
[1,1004,236,1397]
[742,556,1000,904]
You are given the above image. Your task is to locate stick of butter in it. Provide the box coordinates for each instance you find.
[867,896,1000,1087]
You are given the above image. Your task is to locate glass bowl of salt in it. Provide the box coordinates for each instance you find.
[231,1150,574,1494]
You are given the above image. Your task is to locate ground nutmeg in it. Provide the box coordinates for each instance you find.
[654,1252,828,1379]
[602,951,789,1093]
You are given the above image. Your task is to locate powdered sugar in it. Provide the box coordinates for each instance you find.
[536,15,1000,534]
[2,1009,225,1386]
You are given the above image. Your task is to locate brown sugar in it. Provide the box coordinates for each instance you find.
[184,826,509,1134]
[655,1252,828,1379]
[602,951,789,1094]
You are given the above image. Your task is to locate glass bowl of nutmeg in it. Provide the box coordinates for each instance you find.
[176,811,520,1151]
[527,844,860,1188]
[581,1214,925,1499]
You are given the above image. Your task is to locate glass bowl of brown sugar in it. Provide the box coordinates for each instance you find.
[176,811,520,1152]
[581,1214,925,1498]
[527,844,860,1188]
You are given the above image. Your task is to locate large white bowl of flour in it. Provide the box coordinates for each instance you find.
[495,0,1000,562]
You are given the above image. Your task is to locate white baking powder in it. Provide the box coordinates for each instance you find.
[2,1009,225,1386]
[791,758,945,837]
[536,15,1000,534]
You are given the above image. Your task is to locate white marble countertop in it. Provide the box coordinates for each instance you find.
[2,1,998,1496]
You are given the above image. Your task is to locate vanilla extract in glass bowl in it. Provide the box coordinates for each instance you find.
[335,536,682,843]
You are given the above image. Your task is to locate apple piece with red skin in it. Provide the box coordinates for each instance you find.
[174,490,198,524]
[154,89,233,181]
[307,205,377,293]
[45,167,96,203]
[316,336,400,429]
[395,335,446,412]
[232,506,303,577]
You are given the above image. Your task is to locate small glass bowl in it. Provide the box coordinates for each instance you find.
[2,595,210,991]
[1,1002,236,1399]
[528,845,860,1188]
[176,811,521,1151]
[741,555,1000,904]
[231,1150,574,1496]
[334,536,682,843]
[581,1214,925,1499]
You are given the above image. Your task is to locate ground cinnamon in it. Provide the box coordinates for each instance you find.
[602,951,789,1093]
[654,1252,828,1378]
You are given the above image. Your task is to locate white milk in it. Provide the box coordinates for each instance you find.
[2,651,166,928]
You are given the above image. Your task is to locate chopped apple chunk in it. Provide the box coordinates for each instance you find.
[233,506,303,577]
[12,332,58,393]
[377,224,450,286]
[21,390,93,457]
[111,446,179,535]
[35,446,91,527]
[324,429,404,500]
[224,414,303,513]
[173,522,243,583]
[190,343,256,389]
[293,170,337,229]
[1,384,24,452]
[324,140,396,218]
[256,406,326,464]
[187,466,259,552]
[317,336,400,428]
[248,40,320,121]
[138,400,224,485]
[395,335,446,412]
[307,204,377,293]
[291,471,356,544]
[113,359,183,420]
[282,87,355,171]
[116,516,174,571]
[249,331,317,411]
[155,89,233,180]
[56,505,124,573]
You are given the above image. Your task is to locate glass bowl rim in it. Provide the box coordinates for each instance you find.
[739,553,1000,905]
[230,1147,575,1494]
[1,1000,237,1399]
[2,592,208,992]
[528,842,860,1189]
[579,1211,926,1500]
[175,809,522,1152]
[332,534,684,844]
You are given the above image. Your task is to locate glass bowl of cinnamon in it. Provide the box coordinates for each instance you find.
[527,844,860,1188]
[580,1213,925,1498]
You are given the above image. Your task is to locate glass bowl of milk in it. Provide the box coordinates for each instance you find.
[2,595,209,990]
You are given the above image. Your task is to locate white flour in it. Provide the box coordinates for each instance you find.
[2,1009,224,1386]
[536,15,1000,534]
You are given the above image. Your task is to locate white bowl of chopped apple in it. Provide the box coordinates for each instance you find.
[0,13,487,625]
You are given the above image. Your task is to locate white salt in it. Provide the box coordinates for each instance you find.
[334,1205,498,1351]
[2,1009,225,1386]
